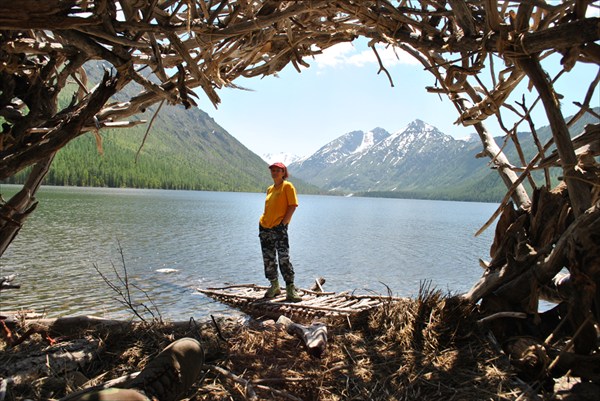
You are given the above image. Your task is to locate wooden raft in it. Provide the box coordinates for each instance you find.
[197,284,400,323]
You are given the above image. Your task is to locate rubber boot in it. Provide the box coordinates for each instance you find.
[286,283,302,302]
[264,279,281,298]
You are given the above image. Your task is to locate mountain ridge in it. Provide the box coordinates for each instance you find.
[289,111,599,202]
[3,62,322,195]
[4,62,596,202]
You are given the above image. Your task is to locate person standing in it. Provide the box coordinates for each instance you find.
[259,162,302,302]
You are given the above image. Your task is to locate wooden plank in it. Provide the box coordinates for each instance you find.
[300,294,344,306]
[197,285,386,322]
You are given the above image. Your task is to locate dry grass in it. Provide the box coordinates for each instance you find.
[1,289,529,400]
[200,287,520,401]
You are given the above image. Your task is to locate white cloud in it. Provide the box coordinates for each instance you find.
[312,42,419,69]
[311,42,356,68]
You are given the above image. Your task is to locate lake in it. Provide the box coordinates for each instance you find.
[0,185,498,321]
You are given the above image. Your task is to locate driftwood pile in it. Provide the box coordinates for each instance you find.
[466,184,600,386]
[1,289,560,401]
[198,283,394,323]
[1,1,599,399]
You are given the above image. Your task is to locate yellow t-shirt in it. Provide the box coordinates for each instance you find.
[259,181,299,229]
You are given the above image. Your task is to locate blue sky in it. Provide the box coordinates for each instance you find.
[195,38,599,159]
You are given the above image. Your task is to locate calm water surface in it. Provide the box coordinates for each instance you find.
[0,186,498,321]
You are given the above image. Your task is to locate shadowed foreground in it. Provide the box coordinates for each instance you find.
[4,287,596,401]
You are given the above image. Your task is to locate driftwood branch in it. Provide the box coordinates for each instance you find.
[0,155,54,255]
[477,311,527,326]
[1,1,598,181]
[1,314,216,338]
[276,315,328,358]
[207,364,304,401]
[58,372,141,401]
[516,57,592,217]
[207,364,259,400]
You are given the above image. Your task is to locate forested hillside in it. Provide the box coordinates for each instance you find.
[2,62,320,194]
[4,103,269,192]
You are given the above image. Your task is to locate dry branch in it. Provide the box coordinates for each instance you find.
[276,315,328,358]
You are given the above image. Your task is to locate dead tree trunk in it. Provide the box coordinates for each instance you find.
[516,56,592,217]
[0,155,53,255]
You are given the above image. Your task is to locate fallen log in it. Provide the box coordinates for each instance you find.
[1,315,138,338]
[0,338,100,385]
[276,315,327,358]
[502,333,600,384]
[1,314,228,338]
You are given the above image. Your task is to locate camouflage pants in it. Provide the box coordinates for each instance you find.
[259,223,295,284]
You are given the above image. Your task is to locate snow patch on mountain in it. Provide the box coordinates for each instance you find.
[353,129,379,154]
[262,152,302,166]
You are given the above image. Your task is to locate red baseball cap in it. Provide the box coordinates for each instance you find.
[269,162,288,178]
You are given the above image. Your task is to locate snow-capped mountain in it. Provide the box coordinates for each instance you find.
[261,152,302,166]
[287,111,600,201]
[289,119,490,197]
[304,127,390,166]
